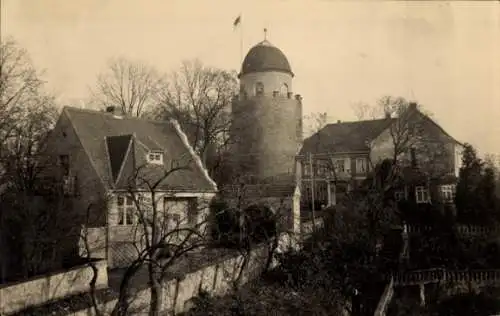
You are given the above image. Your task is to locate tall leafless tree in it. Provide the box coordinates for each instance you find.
[90,57,162,117]
[0,38,58,188]
[153,59,238,174]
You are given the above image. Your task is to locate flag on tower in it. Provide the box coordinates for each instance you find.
[233,15,241,29]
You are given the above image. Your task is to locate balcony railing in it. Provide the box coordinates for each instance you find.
[392,268,500,286]
[302,171,352,181]
[406,224,497,236]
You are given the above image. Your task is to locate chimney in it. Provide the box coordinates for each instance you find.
[409,102,417,110]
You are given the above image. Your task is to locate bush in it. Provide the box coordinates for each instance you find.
[241,204,277,244]
[431,292,500,316]
[210,200,278,249]
[210,199,242,248]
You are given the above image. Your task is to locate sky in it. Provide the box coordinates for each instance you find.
[2,0,500,155]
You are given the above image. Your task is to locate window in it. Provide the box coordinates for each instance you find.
[303,162,311,176]
[415,186,430,204]
[333,159,345,173]
[117,195,136,225]
[59,155,70,176]
[394,191,405,201]
[315,160,330,177]
[163,198,188,227]
[147,151,164,165]
[356,158,366,173]
[440,184,456,202]
[280,83,289,96]
[255,82,264,96]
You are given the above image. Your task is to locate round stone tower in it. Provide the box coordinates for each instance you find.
[230,39,303,182]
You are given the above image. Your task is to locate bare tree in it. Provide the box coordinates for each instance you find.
[90,57,162,117]
[0,38,58,185]
[77,154,217,316]
[0,39,60,284]
[350,101,374,120]
[153,59,238,173]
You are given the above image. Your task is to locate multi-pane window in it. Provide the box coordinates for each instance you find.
[356,158,366,173]
[147,151,163,165]
[440,184,456,203]
[316,160,331,177]
[117,195,136,225]
[333,159,345,173]
[415,186,430,204]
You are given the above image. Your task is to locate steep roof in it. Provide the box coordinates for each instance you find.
[300,106,461,156]
[63,107,217,193]
[300,118,396,155]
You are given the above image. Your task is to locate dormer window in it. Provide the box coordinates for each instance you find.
[147,151,164,165]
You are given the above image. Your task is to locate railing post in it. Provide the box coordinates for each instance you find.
[419,283,426,306]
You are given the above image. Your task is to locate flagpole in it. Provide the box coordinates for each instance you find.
[240,15,243,65]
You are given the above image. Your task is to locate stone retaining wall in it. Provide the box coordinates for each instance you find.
[0,260,108,315]
[72,233,299,315]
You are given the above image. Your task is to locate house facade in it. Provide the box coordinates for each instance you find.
[298,103,464,210]
[42,106,218,268]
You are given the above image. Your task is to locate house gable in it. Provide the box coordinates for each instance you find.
[370,108,460,176]
[43,110,108,226]
[62,107,217,194]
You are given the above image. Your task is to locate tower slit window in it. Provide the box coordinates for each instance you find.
[255,82,264,96]
[280,83,289,96]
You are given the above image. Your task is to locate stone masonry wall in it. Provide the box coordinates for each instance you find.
[0,260,108,315]
[231,95,302,180]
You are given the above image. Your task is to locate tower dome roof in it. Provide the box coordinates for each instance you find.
[239,40,293,78]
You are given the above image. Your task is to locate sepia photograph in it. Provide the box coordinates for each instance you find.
[1,1,499,315]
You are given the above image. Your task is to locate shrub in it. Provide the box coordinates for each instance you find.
[210,200,279,249]
[210,199,242,248]
[241,204,277,244]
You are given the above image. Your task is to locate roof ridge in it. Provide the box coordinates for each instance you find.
[326,117,395,126]
[63,106,175,126]
[169,118,218,192]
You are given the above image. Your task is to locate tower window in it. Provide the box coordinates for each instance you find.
[255,82,264,96]
[280,83,289,96]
